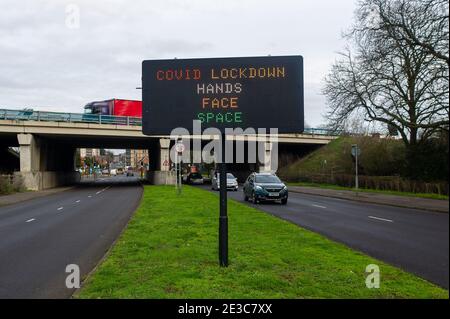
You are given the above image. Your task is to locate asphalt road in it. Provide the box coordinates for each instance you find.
[0,176,142,298]
[202,185,449,289]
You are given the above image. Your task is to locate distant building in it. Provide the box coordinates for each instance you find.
[130,149,149,168]
[80,148,100,159]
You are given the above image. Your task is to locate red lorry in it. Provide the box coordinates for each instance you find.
[84,99,142,117]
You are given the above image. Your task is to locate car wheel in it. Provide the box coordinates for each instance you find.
[252,192,258,204]
[281,198,288,205]
[244,193,248,201]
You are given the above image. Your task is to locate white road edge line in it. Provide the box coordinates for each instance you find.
[26,218,35,223]
[368,216,394,223]
[312,204,327,209]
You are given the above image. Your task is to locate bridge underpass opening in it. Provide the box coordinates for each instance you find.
[76,147,150,183]
[0,132,174,190]
[0,133,20,174]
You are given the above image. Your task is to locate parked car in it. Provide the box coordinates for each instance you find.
[243,173,288,204]
[186,172,204,185]
[117,167,124,175]
[212,172,239,191]
[110,168,117,176]
[102,169,110,175]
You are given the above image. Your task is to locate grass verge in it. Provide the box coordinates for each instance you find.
[77,185,448,299]
[288,182,449,200]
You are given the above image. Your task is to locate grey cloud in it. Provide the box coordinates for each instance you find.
[0,0,356,125]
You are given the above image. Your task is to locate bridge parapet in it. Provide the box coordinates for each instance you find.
[0,109,337,137]
[0,109,141,126]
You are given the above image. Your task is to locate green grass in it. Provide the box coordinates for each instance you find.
[77,186,448,299]
[287,182,449,200]
[282,137,350,173]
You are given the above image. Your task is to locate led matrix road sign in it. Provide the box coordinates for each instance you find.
[142,55,304,134]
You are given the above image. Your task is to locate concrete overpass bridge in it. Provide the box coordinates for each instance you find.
[0,109,337,190]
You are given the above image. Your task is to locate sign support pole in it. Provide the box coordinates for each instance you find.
[219,136,228,267]
[175,139,184,195]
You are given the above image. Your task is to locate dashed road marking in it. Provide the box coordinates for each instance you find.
[368,216,393,223]
[26,218,36,223]
[88,195,92,198]
[57,207,64,211]
[95,186,111,195]
[312,204,327,209]
[100,186,111,193]
[75,200,81,203]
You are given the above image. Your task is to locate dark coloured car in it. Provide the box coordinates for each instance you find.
[126,167,134,177]
[186,172,204,185]
[243,173,288,204]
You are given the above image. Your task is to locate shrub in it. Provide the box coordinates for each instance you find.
[0,174,26,195]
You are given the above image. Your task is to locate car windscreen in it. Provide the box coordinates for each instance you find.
[227,173,236,180]
[190,173,202,179]
[255,175,281,183]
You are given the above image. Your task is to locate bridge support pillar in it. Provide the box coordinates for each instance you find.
[16,133,80,191]
[259,141,276,173]
[17,133,40,173]
[146,138,175,185]
[159,138,171,172]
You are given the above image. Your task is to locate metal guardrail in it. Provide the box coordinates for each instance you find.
[0,108,337,136]
[303,128,338,136]
[0,109,142,126]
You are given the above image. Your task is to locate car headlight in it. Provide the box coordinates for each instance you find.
[281,185,288,192]
[255,185,264,191]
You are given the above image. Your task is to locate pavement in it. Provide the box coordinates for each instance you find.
[202,185,449,289]
[0,176,143,298]
[0,187,75,207]
[289,186,449,213]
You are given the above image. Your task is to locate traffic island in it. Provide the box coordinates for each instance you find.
[76,185,447,299]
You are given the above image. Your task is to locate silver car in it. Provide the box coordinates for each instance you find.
[212,173,239,191]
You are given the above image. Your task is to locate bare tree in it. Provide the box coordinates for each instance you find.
[377,0,449,66]
[323,0,449,147]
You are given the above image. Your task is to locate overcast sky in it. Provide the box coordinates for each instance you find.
[1,0,356,127]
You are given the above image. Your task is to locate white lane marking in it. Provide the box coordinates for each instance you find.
[26,218,36,223]
[75,200,81,203]
[88,195,92,198]
[57,207,64,211]
[96,186,111,195]
[368,216,393,223]
[312,204,327,209]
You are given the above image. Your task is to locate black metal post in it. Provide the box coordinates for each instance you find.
[219,138,228,267]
